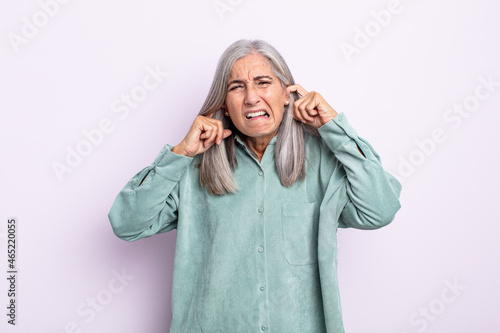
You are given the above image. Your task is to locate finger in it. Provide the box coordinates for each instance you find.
[301,107,316,123]
[198,121,213,138]
[292,103,306,123]
[222,129,232,139]
[305,97,320,117]
[292,98,307,123]
[203,127,231,148]
[294,95,315,123]
[215,121,224,145]
[203,124,219,147]
[286,84,309,97]
[204,110,216,119]
[197,120,212,139]
[294,108,314,124]
[203,118,225,145]
[287,84,308,97]
[199,130,209,140]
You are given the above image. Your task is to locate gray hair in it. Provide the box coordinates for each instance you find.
[198,39,318,195]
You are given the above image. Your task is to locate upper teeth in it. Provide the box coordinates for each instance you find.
[246,111,268,119]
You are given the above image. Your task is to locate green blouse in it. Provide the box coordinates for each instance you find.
[108,112,402,332]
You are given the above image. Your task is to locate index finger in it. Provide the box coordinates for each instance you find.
[205,110,216,118]
[203,109,225,120]
[286,84,309,97]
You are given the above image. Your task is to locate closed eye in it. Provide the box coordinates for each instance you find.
[228,85,244,91]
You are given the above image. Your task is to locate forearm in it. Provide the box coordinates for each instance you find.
[319,113,402,229]
[108,145,193,240]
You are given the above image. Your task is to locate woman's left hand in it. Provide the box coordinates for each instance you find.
[287,84,338,128]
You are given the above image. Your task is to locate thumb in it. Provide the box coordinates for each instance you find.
[222,129,232,139]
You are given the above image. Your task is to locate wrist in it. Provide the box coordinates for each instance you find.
[171,144,190,157]
[319,112,338,127]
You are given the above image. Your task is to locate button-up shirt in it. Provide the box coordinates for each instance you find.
[108,112,402,332]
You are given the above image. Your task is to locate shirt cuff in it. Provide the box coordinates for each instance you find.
[153,144,193,181]
[317,112,361,152]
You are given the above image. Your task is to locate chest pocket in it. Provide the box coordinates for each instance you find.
[282,202,319,265]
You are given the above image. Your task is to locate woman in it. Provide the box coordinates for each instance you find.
[108,39,402,332]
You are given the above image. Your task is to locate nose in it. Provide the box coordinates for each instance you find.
[244,85,260,105]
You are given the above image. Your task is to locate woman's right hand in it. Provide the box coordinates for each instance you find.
[172,113,232,157]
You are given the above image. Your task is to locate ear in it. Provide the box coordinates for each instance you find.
[283,85,290,99]
[284,88,290,104]
[221,105,230,116]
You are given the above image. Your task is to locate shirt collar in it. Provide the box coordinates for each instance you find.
[234,134,278,147]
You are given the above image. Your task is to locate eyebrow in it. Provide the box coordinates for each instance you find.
[227,75,274,87]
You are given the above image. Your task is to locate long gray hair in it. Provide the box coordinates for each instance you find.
[198,39,317,195]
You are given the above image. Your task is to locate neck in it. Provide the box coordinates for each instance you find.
[247,134,275,162]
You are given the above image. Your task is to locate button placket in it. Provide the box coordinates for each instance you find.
[256,163,269,332]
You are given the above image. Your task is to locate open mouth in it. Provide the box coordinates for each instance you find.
[245,110,269,119]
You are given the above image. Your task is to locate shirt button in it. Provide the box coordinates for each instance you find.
[259,285,266,291]
[261,325,268,331]
[258,171,263,176]
[258,207,264,213]
[258,247,264,253]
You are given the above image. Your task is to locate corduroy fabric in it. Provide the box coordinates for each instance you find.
[108,112,402,332]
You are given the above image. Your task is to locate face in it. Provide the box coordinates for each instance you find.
[224,54,288,143]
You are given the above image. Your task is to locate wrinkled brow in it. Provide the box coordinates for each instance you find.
[227,75,274,87]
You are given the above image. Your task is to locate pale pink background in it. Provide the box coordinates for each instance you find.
[1,0,499,332]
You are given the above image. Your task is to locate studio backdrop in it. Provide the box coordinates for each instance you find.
[1,0,499,332]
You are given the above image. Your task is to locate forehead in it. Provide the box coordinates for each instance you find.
[228,54,274,80]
